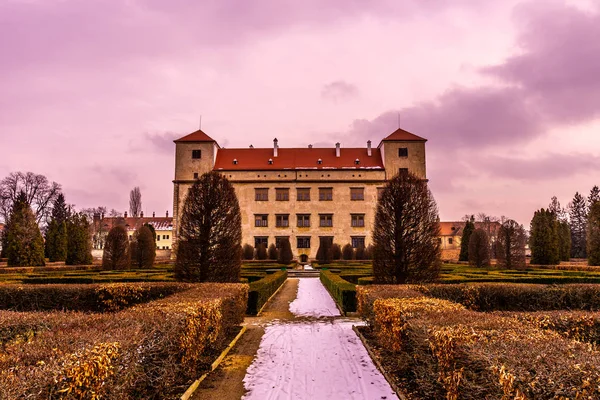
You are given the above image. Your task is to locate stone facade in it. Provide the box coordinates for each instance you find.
[172,128,427,260]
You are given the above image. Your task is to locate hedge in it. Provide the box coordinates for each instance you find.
[0,282,190,312]
[320,270,357,312]
[0,283,248,399]
[246,270,287,314]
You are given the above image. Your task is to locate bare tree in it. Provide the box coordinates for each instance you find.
[129,187,142,217]
[373,172,441,284]
[174,172,242,282]
[0,172,62,225]
[496,219,527,269]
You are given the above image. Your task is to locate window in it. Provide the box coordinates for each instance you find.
[254,237,268,248]
[192,149,201,159]
[255,214,268,227]
[319,214,333,227]
[255,188,269,201]
[399,168,409,175]
[351,214,365,227]
[156,236,160,241]
[398,148,408,157]
[276,237,289,249]
[351,236,365,248]
[319,188,333,201]
[297,237,311,248]
[297,214,311,227]
[276,188,290,201]
[297,188,310,201]
[449,238,453,245]
[377,187,384,200]
[275,214,289,227]
[350,188,364,201]
[193,173,198,179]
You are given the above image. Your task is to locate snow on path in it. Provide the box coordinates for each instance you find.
[242,321,397,400]
[289,278,341,317]
[243,278,398,400]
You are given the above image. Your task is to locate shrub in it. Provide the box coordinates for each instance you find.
[332,243,342,260]
[66,213,93,265]
[356,285,422,324]
[130,225,156,269]
[277,238,293,264]
[364,245,374,260]
[103,226,130,270]
[373,172,441,283]
[588,202,600,266]
[320,270,356,312]
[5,192,45,267]
[246,270,287,314]
[45,221,68,262]
[267,244,278,260]
[530,208,560,265]
[342,244,354,260]
[316,238,333,264]
[242,244,254,260]
[175,172,242,282]
[468,228,490,267]
[355,246,366,260]
[255,243,267,260]
[459,216,475,262]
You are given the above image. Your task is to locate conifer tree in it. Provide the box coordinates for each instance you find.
[459,216,475,262]
[277,238,293,264]
[255,243,267,260]
[331,243,342,260]
[242,244,254,260]
[557,221,572,262]
[102,226,130,270]
[588,202,600,266]
[569,192,588,258]
[175,172,242,282]
[5,192,45,266]
[373,172,441,283]
[342,244,354,260]
[130,225,156,268]
[65,213,93,265]
[316,237,333,265]
[468,228,490,268]
[355,246,366,260]
[45,194,70,262]
[530,208,560,265]
[589,186,600,209]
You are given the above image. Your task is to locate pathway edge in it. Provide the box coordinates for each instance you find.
[181,325,248,400]
[256,277,288,316]
[352,325,408,400]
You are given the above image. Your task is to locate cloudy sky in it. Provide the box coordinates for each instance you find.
[1,0,599,224]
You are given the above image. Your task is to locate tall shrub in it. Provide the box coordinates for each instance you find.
[530,208,560,265]
[277,238,293,264]
[459,216,475,262]
[102,226,130,270]
[342,244,354,260]
[5,192,45,266]
[373,172,441,284]
[588,202,600,266]
[175,172,242,282]
[255,244,267,260]
[45,221,68,262]
[267,244,278,260]
[130,225,156,269]
[468,229,490,268]
[316,237,333,265]
[242,244,254,260]
[332,243,342,260]
[569,192,587,258]
[66,213,93,265]
[355,246,366,260]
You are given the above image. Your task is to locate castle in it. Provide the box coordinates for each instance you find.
[172,128,427,261]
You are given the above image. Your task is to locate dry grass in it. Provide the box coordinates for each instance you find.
[0,283,248,399]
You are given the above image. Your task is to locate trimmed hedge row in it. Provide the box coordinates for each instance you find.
[320,270,357,312]
[0,282,190,312]
[246,270,287,314]
[415,283,600,311]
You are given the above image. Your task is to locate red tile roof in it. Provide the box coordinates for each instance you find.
[97,217,173,232]
[213,147,384,171]
[381,128,427,142]
[174,129,216,143]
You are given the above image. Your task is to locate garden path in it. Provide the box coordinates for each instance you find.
[192,278,397,400]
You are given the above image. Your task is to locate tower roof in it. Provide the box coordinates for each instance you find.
[174,129,216,143]
[380,128,427,143]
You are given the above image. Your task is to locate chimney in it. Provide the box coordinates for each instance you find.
[308,144,313,149]
[273,138,278,157]
[335,142,341,157]
[140,211,144,218]
[152,212,155,218]
[124,211,128,218]
[367,140,372,157]
[166,210,169,218]
[101,212,105,219]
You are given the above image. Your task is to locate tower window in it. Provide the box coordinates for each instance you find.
[276,188,290,201]
[319,188,333,201]
[398,148,408,157]
[192,150,201,159]
[350,188,364,201]
[255,188,269,201]
[297,188,311,201]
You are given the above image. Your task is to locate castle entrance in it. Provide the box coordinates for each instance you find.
[299,254,309,263]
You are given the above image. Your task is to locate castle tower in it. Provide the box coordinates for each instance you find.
[172,129,220,247]
[378,128,427,180]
